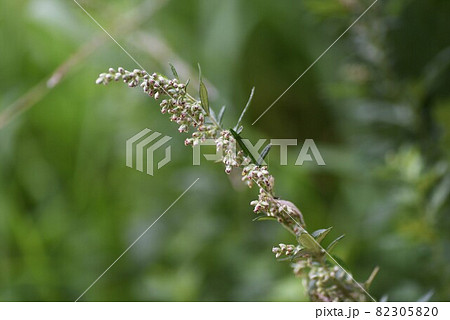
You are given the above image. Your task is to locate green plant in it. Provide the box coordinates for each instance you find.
[95,66,378,302]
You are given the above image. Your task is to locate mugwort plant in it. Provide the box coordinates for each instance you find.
[96,65,378,301]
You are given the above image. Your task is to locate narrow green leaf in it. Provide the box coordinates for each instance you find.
[230,128,257,164]
[209,107,217,121]
[326,234,345,252]
[218,105,226,125]
[199,82,209,115]
[169,63,179,79]
[198,64,210,115]
[236,125,243,134]
[365,266,379,290]
[257,143,272,166]
[297,231,323,255]
[234,87,255,131]
[311,227,333,244]
[252,215,277,222]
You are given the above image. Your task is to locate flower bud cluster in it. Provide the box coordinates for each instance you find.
[303,264,368,302]
[184,125,218,146]
[96,67,210,139]
[275,199,305,227]
[216,130,251,174]
[249,193,304,231]
[242,164,274,191]
[272,243,298,258]
[250,189,277,215]
[292,259,310,276]
[97,67,147,88]
[243,164,301,224]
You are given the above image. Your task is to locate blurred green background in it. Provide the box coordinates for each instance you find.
[1,0,450,301]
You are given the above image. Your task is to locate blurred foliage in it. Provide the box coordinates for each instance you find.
[0,0,449,301]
